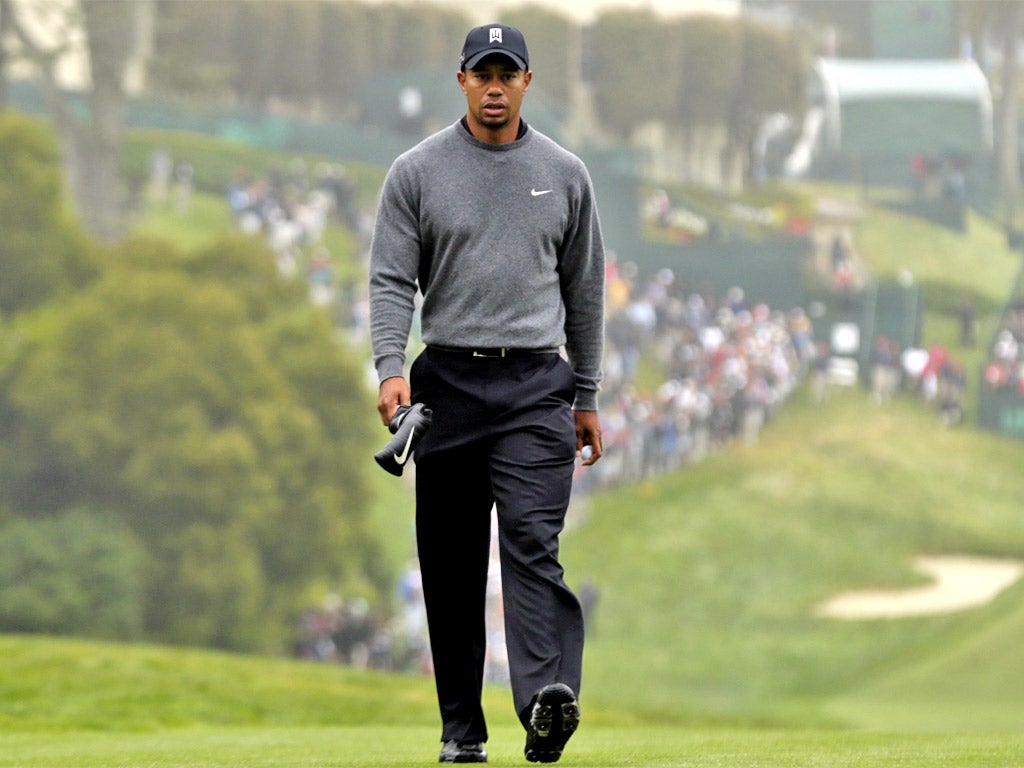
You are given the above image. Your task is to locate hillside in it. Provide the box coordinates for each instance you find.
[4,387,1023,736]
[568,385,1024,729]
[561,189,1024,729]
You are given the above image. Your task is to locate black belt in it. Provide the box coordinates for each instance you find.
[428,345,558,358]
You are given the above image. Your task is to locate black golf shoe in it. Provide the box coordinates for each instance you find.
[524,683,580,763]
[439,740,487,763]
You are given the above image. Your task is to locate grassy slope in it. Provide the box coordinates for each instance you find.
[568,385,1024,728]
[856,205,1022,408]
[565,195,1024,730]
[0,634,442,731]
[855,206,1020,307]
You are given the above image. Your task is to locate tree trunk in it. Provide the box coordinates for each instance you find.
[0,0,11,111]
[76,0,137,241]
[6,0,145,242]
[998,1,1022,210]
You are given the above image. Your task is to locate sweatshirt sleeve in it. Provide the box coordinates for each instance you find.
[369,160,421,383]
[559,164,606,411]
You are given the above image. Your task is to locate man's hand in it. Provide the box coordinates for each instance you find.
[378,376,411,427]
[574,410,603,466]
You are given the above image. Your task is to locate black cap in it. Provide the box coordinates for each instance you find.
[460,24,529,72]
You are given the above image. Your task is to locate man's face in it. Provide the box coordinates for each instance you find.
[457,55,532,141]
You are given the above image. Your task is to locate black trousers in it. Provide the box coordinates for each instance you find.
[410,346,585,744]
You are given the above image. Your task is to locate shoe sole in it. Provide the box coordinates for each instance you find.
[525,684,580,763]
[439,750,487,763]
[439,742,487,763]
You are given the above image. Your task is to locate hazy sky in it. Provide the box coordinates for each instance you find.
[414,0,740,24]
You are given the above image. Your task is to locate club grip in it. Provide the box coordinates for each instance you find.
[374,403,433,476]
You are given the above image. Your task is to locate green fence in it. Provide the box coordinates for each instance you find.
[634,237,809,310]
[804,278,922,388]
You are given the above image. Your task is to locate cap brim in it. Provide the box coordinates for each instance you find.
[462,50,528,71]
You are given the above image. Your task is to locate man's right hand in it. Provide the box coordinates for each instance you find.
[377,376,411,426]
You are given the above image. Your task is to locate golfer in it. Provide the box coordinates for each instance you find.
[369,23,605,764]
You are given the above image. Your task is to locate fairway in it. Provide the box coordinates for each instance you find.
[1,725,1022,767]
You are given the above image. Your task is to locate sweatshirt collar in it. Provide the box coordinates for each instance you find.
[459,115,529,143]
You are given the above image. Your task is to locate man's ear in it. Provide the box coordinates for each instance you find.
[457,70,468,93]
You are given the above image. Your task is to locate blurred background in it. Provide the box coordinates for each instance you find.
[2,0,1024,730]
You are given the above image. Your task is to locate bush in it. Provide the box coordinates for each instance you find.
[0,508,146,639]
[0,112,98,315]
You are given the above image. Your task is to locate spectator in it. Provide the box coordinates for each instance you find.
[958,297,977,347]
[870,335,901,404]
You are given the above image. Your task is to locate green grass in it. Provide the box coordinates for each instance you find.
[7,166,1024,764]
[1,633,1022,765]
[569,386,1024,730]
[131,192,236,251]
[855,207,1020,309]
[853,202,1022,395]
[2,725,1022,767]
[0,635,441,731]
[3,384,1024,764]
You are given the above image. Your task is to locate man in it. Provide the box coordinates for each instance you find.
[369,23,605,764]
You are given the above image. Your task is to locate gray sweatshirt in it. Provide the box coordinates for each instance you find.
[369,120,605,410]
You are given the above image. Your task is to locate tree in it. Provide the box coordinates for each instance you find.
[675,15,740,132]
[727,20,806,181]
[0,112,381,651]
[0,0,11,110]
[995,1,1022,209]
[0,111,97,315]
[503,7,574,106]
[147,0,237,99]
[0,115,382,652]
[591,10,675,138]
[0,508,146,638]
[2,233,379,651]
[959,0,1022,216]
[4,0,153,241]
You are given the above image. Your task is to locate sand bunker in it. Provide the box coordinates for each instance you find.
[815,555,1024,619]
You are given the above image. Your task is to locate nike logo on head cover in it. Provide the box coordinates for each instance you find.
[393,429,416,465]
[375,403,431,476]
[531,188,552,196]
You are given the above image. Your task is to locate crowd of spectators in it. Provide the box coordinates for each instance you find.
[224,159,365,307]
[294,524,600,682]
[294,529,511,681]
[873,339,968,426]
[581,261,814,490]
[983,299,1024,398]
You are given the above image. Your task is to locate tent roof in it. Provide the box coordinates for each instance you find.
[815,58,991,104]
[811,57,993,155]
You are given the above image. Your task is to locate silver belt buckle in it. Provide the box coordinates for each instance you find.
[472,348,507,358]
